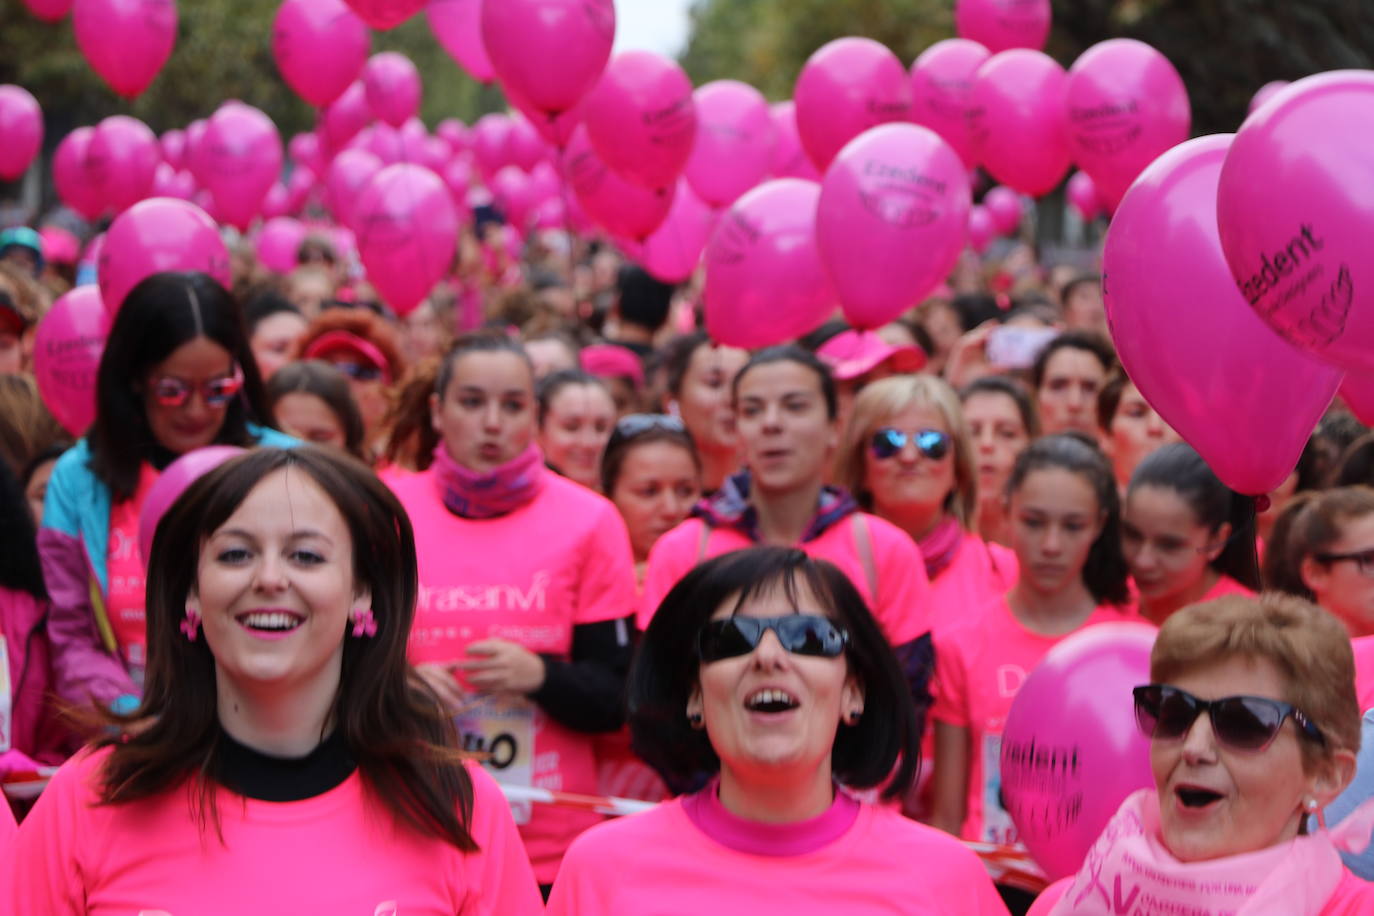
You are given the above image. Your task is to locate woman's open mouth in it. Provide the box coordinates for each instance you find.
[744,688,799,715]
[235,610,305,640]
[1174,784,1225,811]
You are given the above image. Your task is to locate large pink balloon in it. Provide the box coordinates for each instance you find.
[1249,80,1289,115]
[73,0,176,99]
[909,39,990,169]
[320,81,370,152]
[564,126,673,241]
[33,286,109,437]
[324,148,384,229]
[817,124,971,329]
[955,0,1050,53]
[272,0,369,108]
[354,164,458,315]
[0,86,42,181]
[54,128,104,219]
[794,37,913,172]
[1342,377,1374,427]
[768,102,821,181]
[88,115,159,214]
[684,80,775,208]
[363,52,421,128]
[342,0,423,29]
[505,85,584,149]
[427,0,494,83]
[99,198,231,316]
[22,0,74,22]
[1065,39,1190,210]
[969,49,1071,196]
[1000,623,1155,879]
[583,51,697,192]
[1217,71,1374,374]
[199,103,283,230]
[138,447,244,568]
[256,217,308,274]
[1104,134,1342,494]
[704,179,835,349]
[627,180,715,284]
[482,0,615,117]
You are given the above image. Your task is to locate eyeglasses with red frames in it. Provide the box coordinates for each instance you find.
[148,366,245,408]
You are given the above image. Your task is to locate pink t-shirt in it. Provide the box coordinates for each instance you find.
[387,467,637,883]
[547,791,1010,915]
[104,464,160,688]
[927,534,1019,636]
[932,596,1141,842]
[1028,865,1374,915]
[1353,637,1374,712]
[0,796,14,850]
[639,514,932,646]
[5,747,543,915]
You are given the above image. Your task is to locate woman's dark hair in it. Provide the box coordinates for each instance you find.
[243,291,302,336]
[89,272,273,502]
[950,293,1003,331]
[1263,486,1374,600]
[628,547,919,799]
[731,345,838,421]
[266,360,367,460]
[95,446,476,850]
[434,329,532,404]
[1095,370,1130,434]
[662,331,730,399]
[1029,330,1117,393]
[1128,443,1261,591]
[796,319,850,353]
[1007,433,1132,606]
[0,456,46,599]
[960,376,1041,438]
[601,414,701,495]
[1330,430,1374,489]
[536,368,611,427]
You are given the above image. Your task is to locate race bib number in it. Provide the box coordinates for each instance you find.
[455,694,535,824]
[981,733,1018,845]
[0,636,10,753]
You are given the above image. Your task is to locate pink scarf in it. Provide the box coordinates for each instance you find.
[1051,789,1374,916]
[918,514,964,580]
[431,442,546,519]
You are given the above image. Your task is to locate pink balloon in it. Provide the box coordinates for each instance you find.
[22,0,74,22]
[1217,71,1374,374]
[138,447,244,568]
[1105,134,1342,494]
[437,118,469,152]
[39,227,81,266]
[471,113,514,178]
[481,0,615,117]
[1249,80,1290,115]
[1066,170,1101,221]
[151,162,195,201]
[273,0,369,108]
[1342,377,1374,427]
[1000,623,1156,880]
[427,0,494,83]
[794,37,913,173]
[525,160,561,207]
[704,178,835,349]
[55,128,103,219]
[565,126,673,241]
[99,198,231,316]
[631,180,715,284]
[357,123,404,165]
[817,124,972,329]
[286,166,317,213]
[260,183,290,220]
[983,185,1022,235]
[199,103,283,231]
[1065,39,1190,211]
[159,128,185,169]
[584,51,697,192]
[967,204,994,252]
[969,49,1071,196]
[768,102,821,181]
[955,0,1051,53]
[88,115,159,214]
[184,119,209,184]
[505,85,584,149]
[363,52,421,128]
[342,0,423,29]
[909,39,990,169]
[491,166,534,229]
[288,132,324,175]
[0,86,42,181]
[441,156,475,207]
[324,149,384,229]
[684,80,776,208]
[320,82,370,152]
[506,115,548,174]
[354,164,458,315]
[33,286,109,437]
[256,217,308,274]
[72,0,176,99]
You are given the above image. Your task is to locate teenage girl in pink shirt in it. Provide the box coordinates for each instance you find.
[8,446,541,914]
[1122,443,1260,626]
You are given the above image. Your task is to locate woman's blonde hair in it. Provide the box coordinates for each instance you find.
[1152,593,1361,769]
[834,375,977,528]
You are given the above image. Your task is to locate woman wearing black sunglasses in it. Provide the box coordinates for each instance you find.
[38,272,294,716]
[1264,486,1374,638]
[548,548,1009,914]
[1030,593,1371,915]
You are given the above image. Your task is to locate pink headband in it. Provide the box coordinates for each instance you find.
[301,330,393,384]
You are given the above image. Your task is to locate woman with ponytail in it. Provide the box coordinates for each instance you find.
[1263,486,1374,638]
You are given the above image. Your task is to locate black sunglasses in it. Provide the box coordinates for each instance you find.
[870,427,950,461]
[1314,547,1374,577]
[698,615,849,663]
[1133,684,1325,751]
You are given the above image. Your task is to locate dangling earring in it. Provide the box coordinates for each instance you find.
[181,607,201,641]
[351,608,378,638]
[1306,797,1327,831]
[687,711,704,729]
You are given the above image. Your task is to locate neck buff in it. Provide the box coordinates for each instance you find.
[431,441,546,520]
[1051,789,1374,916]
[918,513,964,580]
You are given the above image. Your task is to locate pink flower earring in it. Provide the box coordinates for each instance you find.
[351,608,377,638]
[181,607,201,641]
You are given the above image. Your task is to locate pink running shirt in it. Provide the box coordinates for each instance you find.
[103,464,160,687]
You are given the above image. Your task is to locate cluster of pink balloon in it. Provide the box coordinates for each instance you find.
[18,0,177,99]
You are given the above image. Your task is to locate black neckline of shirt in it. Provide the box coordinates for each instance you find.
[213,725,357,803]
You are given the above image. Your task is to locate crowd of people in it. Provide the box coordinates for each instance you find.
[3,213,1374,914]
